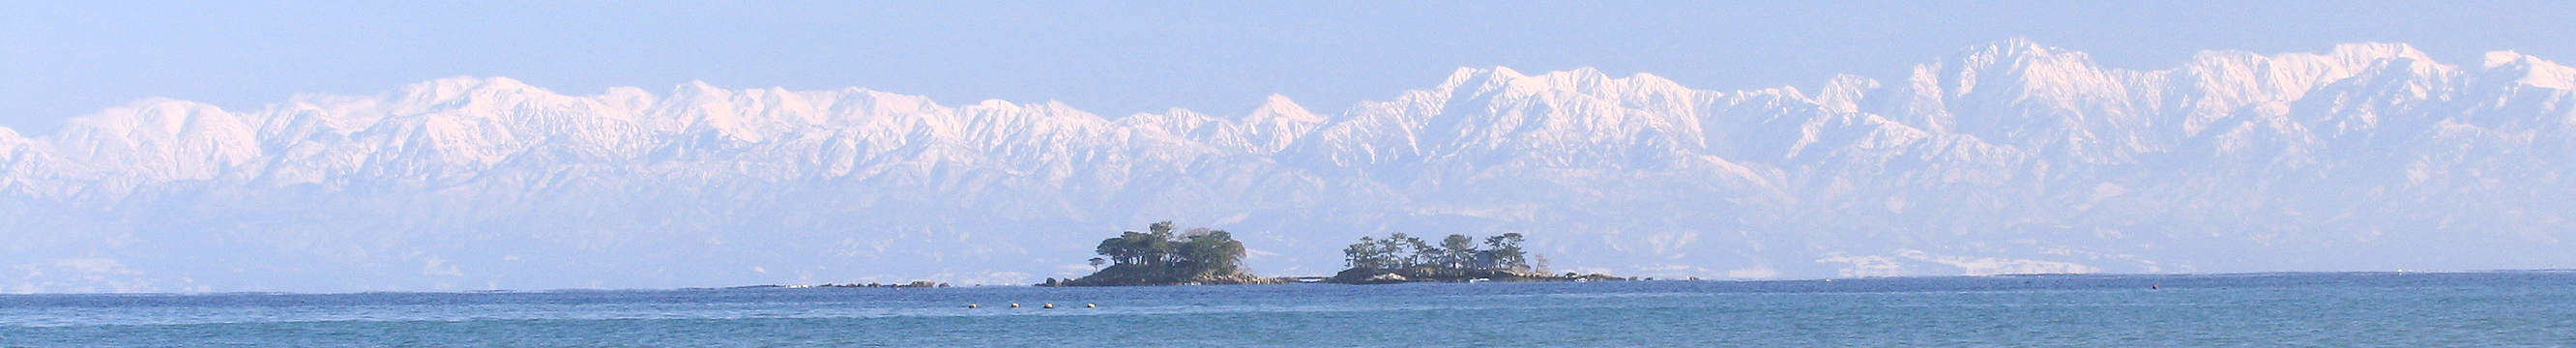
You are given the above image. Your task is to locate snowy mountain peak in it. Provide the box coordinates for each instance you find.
[394,76,550,108]
[9,40,2576,293]
[2481,51,2576,90]
[1249,94,1318,122]
[2327,43,2433,64]
[44,98,263,186]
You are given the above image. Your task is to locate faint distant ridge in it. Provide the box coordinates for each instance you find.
[5,38,2576,293]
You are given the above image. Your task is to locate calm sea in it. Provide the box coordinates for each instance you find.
[2,272,2571,347]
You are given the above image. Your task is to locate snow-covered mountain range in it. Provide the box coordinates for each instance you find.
[9,39,2575,293]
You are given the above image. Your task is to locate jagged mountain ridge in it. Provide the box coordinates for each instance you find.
[6,39,2574,293]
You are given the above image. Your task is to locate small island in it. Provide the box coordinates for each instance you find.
[1330,232,1620,284]
[1041,221,1290,286]
[1041,223,1618,286]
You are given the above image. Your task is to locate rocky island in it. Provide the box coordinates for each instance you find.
[1041,221,1290,286]
[1328,232,1621,284]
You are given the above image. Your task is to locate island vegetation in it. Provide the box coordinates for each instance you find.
[1042,221,1289,286]
[1036,223,1616,286]
[1331,232,1620,284]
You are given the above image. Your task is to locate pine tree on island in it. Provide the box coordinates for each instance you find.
[1045,221,1288,286]
[1330,232,1620,284]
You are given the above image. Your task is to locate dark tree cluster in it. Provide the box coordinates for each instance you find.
[1054,221,1260,286]
[1342,232,1528,273]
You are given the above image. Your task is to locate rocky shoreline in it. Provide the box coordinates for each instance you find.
[1327,268,1624,284]
[1039,273,1293,286]
[729,280,950,289]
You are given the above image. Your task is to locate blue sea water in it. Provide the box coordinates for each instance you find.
[2,272,2572,347]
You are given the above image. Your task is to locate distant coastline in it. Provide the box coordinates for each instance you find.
[722,270,2576,290]
[734,225,1650,289]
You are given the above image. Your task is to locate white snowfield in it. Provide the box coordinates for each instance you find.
[6,39,2574,293]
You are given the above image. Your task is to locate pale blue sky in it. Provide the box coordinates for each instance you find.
[3,1,2568,134]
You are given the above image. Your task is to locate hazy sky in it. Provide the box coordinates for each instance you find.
[3,1,2568,134]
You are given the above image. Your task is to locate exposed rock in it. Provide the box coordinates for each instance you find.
[1048,269,1290,286]
[1327,268,1622,284]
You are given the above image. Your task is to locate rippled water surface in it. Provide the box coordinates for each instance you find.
[4,272,2573,347]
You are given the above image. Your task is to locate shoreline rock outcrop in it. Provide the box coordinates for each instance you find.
[1328,268,1622,284]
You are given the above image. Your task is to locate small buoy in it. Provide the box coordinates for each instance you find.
[1086,303,1097,308]
[2152,284,2159,290]
[968,304,979,308]
[1010,303,1020,308]
[1043,303,1056,308]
